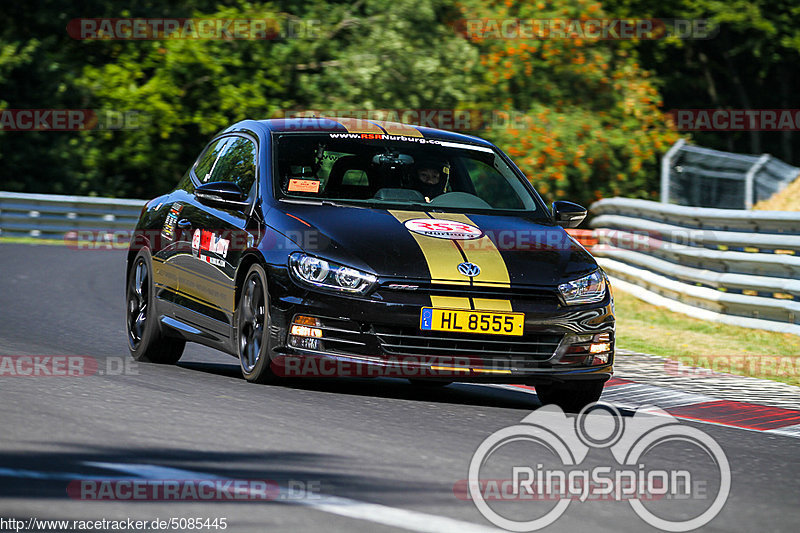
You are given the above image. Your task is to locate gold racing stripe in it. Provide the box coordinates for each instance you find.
[430,296,472,309]
[388,210,469,287]
[331,117,384,134]
[428,213,511,288]
[429,297,511,312]
[329,118,423,137]
[471,298,513,311]
[390,210,514,312]
[369,120,424,137]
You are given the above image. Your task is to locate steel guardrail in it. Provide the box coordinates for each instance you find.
[0,191,145,239]
[2,191,797,334]
[589,198,800,335]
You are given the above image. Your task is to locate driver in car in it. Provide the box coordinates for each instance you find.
[414,158,450,202]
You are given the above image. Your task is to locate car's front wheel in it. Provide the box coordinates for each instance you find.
[126,248,185,363]
[236,263,277,383]
[535,380,605,412]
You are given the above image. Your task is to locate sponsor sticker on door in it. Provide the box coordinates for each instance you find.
[192,229,230,266]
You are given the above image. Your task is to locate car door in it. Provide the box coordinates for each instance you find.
[150,169,197,311]
[171,134,260,340]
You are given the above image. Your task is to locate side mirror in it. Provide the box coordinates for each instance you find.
[552,201,587,228]
[195,181,249,211]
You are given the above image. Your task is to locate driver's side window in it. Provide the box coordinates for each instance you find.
[194,136,258,197]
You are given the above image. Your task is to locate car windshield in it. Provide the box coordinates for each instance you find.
[273,133,547,216]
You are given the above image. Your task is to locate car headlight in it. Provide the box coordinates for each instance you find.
[558,270,607,305]
[289,252,377,294]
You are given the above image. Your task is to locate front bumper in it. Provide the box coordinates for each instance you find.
[264,267,615,384]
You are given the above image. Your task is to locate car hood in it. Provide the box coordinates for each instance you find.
[266,203,598,287]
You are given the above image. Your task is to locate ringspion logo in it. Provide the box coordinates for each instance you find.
[465,403,730,531]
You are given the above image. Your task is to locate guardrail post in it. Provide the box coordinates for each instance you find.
[745,154,770,210]
[660,139,686,204]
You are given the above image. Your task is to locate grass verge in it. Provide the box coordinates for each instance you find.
[614,289,800,386]
[0,236,67,246]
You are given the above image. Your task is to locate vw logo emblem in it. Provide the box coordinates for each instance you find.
[457,262,481,277]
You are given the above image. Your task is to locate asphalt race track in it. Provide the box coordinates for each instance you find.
[1,242,798,532]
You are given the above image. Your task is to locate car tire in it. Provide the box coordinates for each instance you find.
[126,248,185,364]
[236,263,277,384]
[535,380,605,413]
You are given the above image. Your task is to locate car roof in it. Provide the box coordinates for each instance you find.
[243,118,496,148]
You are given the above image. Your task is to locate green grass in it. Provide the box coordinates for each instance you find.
[0,236,67,246]
[614,289,800,386]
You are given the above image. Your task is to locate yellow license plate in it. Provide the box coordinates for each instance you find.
[420,308,524,336]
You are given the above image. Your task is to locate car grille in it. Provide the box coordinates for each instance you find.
[373,326,563,362]
[288,316,564,366]
[379,282,561,305]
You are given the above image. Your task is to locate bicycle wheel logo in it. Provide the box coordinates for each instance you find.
[467,403,730,532]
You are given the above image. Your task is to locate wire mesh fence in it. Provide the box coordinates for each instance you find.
[661,140,799,209]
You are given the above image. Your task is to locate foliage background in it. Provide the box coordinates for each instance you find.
[0,0,796,203]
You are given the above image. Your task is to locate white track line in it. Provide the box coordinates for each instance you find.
[600,383,717,409]
[766,423,800,439]
[86,462,501,533]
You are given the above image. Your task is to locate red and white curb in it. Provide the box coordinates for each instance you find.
[601,377,800,438]
[487,381,800,439]
[483,350,800,439]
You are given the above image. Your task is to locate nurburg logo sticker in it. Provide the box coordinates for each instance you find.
[404,219,483,240]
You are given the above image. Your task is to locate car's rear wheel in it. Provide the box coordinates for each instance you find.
[236,263,277,383]
[127,248,185,363]
[535,380,605,412]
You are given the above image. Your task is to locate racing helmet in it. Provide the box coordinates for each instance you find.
[412,155,450,198]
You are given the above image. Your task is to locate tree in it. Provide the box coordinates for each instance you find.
[604,0,800,163]
[456,0,680,203]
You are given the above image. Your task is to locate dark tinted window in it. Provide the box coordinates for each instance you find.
[273,133,544,215]
[462,157,524,209]
[194,136,257,195]
[175,169,194,192]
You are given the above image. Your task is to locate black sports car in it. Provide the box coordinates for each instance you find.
[126,118,614,410]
